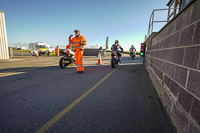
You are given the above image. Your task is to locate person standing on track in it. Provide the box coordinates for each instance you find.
[68,30,87,74]
[55,45,60,57]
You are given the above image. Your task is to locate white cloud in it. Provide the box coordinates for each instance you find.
[9,42,29,48]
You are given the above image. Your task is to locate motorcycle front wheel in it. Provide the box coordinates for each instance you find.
[132,55,135,59]
[111,57,118,68]
[59,57,71,69]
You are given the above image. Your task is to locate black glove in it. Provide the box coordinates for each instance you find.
[69,35,73,38]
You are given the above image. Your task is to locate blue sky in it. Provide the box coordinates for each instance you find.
[1,0,169,51]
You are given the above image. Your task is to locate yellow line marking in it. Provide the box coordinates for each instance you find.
[6,59,25,61]
[35,68,118,133]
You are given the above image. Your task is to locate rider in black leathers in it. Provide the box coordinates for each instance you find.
[111,40,123,61]
[129,45,136,56]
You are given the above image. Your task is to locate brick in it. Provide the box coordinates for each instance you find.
[163,89,172,109]
[190,0,200,23]
[178,88,193,113]
[167,19,176,36]
[150,57,154,64]
[150,51,154,57]
[154,51,158,58]
[163,49,172,62]
[174,65,188,87]
[169,31,180,48]
[151,44,155,50]
[163,36,170,48]
[158,50,164,60]
[170,80,180,97]
[166,63,176,79]
[163,75,171,88]
[155,79,164,97]
[188,123,200,133]
[151,64,157,74]
[157,30,165,42]
[187,70,200,98]
[150,56,153,63]
[152,37,157,45]
[150,68,163,96]
[157,40,164,49]
[154,43,158,50]
[154,58,159,66]
[172,106,189,133]
[151,51,155,58]
[155,66,163,80]
[194,21,200,45]
[179,24,195,46]
[159,60,166,73]
[176,7,191,31]
[153,58,157,65]
[184,46,200,69]
[199,57,200,70]
[191,97,200,126]
[172,48,185,65]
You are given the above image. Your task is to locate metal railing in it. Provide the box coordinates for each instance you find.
[8,47,32,58]
[147,0,193,37]
[147,8,180,38]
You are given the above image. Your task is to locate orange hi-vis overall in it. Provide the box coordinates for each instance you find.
[69,34,87,71]
[55,47,60,57]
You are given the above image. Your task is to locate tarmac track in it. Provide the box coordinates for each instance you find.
[0,55,175,133]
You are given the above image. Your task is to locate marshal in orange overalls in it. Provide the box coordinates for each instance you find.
[55,46,60,57]
[69,34,87,72]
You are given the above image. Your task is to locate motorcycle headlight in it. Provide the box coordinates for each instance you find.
[111,51,116,55]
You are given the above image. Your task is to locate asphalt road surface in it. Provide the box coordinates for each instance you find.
[0,55,175,133]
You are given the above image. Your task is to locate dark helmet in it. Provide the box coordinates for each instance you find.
[115,40,119,44]
[74,30,80,33]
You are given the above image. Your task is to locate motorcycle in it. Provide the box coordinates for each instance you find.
[59,49,76,69]
[96,50,105,57]
[111,51,120,68]
[130,51,135,59]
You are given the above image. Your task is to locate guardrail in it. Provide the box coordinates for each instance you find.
[9,47,32,58]
[147,8,180,38]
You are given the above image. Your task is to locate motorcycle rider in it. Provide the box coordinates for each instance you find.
[99,46,102,51]
[111,40,123,62]
[97,46,104,56]
[129,45,136,57]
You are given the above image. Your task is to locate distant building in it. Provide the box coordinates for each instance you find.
[0,10,9,59]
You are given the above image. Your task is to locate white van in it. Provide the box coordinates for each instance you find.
[46,44,55,53]
[29,42,49,56]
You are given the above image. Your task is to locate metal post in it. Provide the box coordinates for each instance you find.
[151,10,154,34]
[167,6,170,22]
[10,47,13,59]
[148,15,151,36]
[174,0,178,17]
